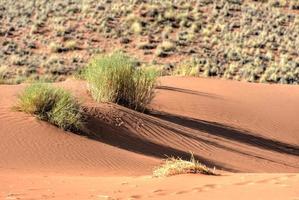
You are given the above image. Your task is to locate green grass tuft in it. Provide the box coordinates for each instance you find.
[84,52,159,111]
[17,83,84,131]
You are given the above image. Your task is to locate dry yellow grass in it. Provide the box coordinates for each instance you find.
[153,155,217,177]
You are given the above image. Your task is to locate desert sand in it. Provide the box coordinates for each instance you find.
[1,77,299,199]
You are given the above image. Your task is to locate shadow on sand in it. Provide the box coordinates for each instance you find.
[78,103,299,172]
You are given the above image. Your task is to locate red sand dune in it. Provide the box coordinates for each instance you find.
[0,77,299,199]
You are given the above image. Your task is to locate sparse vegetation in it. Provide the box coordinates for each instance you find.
[2,0,299,84]
[172,58,199,76]
[84,52,158,111]
[65,40,78,51]
[153,155,217,177]
[0,66,8,84]
[17,83,84,131]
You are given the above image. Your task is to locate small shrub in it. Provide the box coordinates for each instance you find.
[84,52,159,111]
[49,42,63,53]
[172,59,199,76]
[0,66,8,84]
[131,21,143,34]
[160,40,176,52]
[155,47,167,57]
[153,154,217,177]
[65,40,78,51]
[164,9,176,20]
[17,83,83,131]
[54,25,67,37]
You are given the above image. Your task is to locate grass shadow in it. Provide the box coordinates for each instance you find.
[149,110,299,157]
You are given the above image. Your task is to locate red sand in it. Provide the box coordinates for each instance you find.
[0,77,299,199]
[1,172,299,200]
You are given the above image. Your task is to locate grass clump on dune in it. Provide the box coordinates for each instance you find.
[17,83,83,131]
[84,52,159,111]
[153,155,217,177]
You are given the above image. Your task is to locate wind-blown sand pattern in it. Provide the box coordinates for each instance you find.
[1,77,299,199]
[1,173,299,200]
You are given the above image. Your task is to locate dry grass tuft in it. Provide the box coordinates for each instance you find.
[153,155,217,177]
[172,59,199,76]
[0,66,8,84]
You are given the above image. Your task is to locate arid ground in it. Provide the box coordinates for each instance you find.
[1,0,299,199]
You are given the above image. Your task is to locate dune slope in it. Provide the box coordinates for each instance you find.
[1,77,299,199]
[0,83,159,176]
[1,77,299,175]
